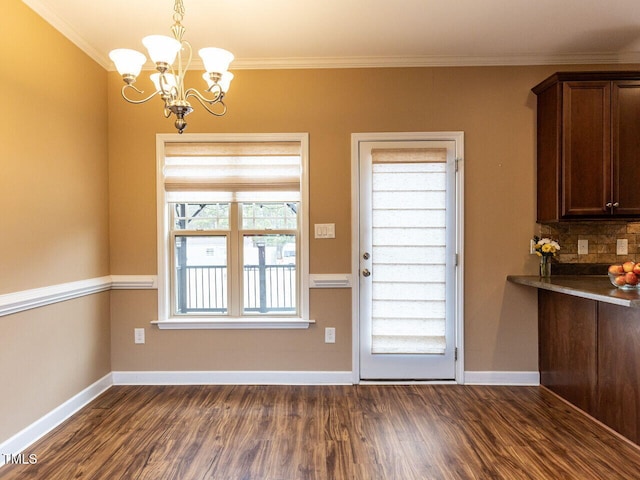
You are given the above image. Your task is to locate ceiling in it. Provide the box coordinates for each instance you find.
[22,0,640,70]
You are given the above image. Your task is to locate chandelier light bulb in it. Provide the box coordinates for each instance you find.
[199,48,234,75]
[142,35,182,68]
[109,49,147,79]
[203,71,234,94]
[151,73,178,94]
[219,72,234,93]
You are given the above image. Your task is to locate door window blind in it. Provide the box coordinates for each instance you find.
[370,147,447,354]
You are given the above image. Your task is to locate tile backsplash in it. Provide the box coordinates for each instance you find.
[541,222,640,264]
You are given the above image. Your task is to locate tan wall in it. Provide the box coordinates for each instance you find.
[0,1,110,443]
[0,294,111,443]
[0,2,110,291]
[110,63,640,373]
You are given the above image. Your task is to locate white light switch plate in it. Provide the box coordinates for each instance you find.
[617,239,629,256]
[134,328,145,344]
[578,239,588,255]
[325,327,336,343]
[314,223,335,239]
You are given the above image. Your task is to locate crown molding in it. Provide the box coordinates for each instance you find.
[105,52,640,73]
[22,0,110,69]
[21,0,640,71]
[230,52,640,70]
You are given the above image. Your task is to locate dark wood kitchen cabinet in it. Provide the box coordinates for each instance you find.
[538,288,640,444]
[597,302,640,444]
[538,290,598,415]
[532,72,640,222]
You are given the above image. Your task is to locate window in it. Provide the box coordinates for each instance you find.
[154,134,310,329]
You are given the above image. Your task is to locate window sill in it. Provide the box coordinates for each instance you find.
[151,318,315,330]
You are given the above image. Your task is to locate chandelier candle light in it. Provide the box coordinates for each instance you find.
[109,0,234,133]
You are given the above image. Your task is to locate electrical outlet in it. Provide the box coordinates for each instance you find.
[617,239,629,256]
[530,239,536,254]
[134,328,145,344]
[325,327,336,344]
[578,239,588,255]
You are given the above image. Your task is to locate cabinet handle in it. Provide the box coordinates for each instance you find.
[613,202,619,208]
[606,202,613,208]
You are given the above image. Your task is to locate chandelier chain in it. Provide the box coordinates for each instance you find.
[171,0,186,41]
[173,0,185,24]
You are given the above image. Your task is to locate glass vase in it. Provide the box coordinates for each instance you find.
[539,256,551,278]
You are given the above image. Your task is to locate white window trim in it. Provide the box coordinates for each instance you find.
[153,133,312,330]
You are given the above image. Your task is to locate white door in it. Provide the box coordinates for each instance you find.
[356,136,461,380]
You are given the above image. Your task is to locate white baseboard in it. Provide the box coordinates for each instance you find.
[113,370,540,386]
[0,373,112,467]
[112,370,354,385]
[464,371,540,386]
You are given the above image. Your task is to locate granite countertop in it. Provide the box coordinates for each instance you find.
[507,275,640,308]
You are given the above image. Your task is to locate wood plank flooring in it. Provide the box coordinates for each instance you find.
[2,385,640,479]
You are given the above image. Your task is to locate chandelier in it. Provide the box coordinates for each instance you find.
[109,0,234,134]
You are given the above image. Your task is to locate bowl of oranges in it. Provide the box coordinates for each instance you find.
[608,261,640,289]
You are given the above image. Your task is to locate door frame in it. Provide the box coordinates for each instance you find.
[350,132,465,384]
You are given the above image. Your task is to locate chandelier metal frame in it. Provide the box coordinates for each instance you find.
[110,0,234,133]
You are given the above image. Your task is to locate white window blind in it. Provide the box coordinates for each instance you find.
[370,147,447,354]
[163,141,301,202]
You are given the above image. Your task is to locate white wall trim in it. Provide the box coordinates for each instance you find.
[0,275,158,318]
[151,318,314,330]
[112,370,353,385]
[309,274,352,288]
[17,0,640,75]
[110,275,157,290]
[463,371,540,386]
[155,133,310,324]
[230,52,640,70]
[21,0,109,69]
[19,0,640,71]
[0,373,112,467]
[0,276,112,317]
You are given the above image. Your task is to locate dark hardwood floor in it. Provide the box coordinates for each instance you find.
[2,384,640,479]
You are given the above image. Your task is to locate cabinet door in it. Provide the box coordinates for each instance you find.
[538,290,598,414]
[562,82,611,217]
[597,303,640,444]
[535,82,562,223]
[612,81,640,216]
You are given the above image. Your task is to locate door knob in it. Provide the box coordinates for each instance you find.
[362,269,371,277]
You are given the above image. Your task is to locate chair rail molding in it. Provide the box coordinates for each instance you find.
[0,275,158,317]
